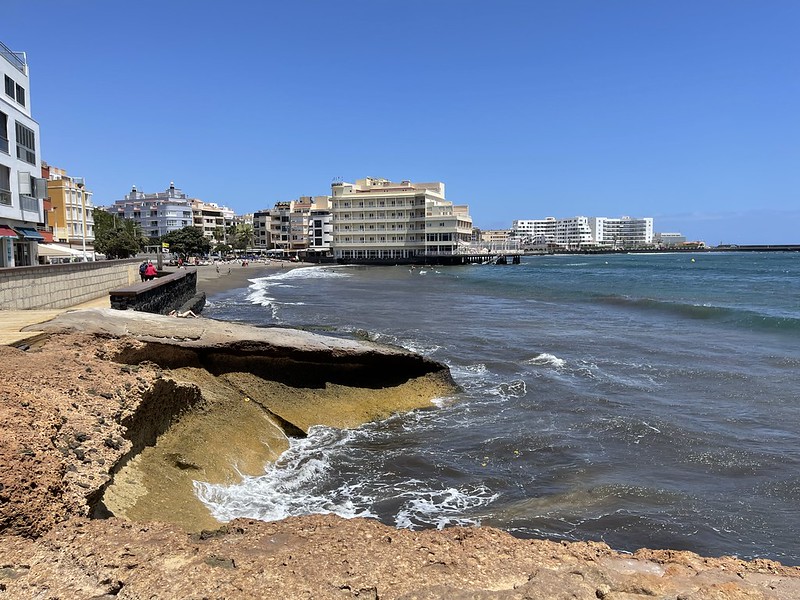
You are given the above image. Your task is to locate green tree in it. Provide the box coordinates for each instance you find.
[214,242,233,255]
[231,223,254,250]
[161,226,211,258]
[93,210,147,259]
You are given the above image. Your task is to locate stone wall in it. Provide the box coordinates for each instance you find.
[109,269,201,315]
[0,260,140,310]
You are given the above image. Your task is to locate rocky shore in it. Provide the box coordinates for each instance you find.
[1,300,799,598]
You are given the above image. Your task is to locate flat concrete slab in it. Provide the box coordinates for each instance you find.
[0,296,110,346]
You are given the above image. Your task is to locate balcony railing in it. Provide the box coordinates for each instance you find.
[0,41,26,73]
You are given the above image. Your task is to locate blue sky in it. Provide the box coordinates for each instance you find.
[4,1,798,244]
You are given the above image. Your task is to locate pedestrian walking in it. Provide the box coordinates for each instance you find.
[144,260,158,281]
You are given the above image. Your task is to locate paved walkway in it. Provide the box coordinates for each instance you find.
[0,295,110,346]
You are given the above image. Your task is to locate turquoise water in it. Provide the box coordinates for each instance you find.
[200,252,800,564]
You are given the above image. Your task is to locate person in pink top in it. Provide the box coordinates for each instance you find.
[143,261,158,281]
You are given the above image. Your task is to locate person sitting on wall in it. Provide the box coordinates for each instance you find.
[143,260,158,281]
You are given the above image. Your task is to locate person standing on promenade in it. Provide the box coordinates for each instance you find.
[143,260,158,281]
[139,261,148,282]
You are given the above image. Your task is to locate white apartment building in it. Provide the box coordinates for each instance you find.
[307,196,333,256]
[511,217,557,245]
[589,216,653,247]
[556,216,593,249]
[512,215,654,249]
[0,41,47,267]
[107,182,234,242]
[330,177,473,260]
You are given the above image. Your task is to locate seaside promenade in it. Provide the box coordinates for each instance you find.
[0,261,295,346]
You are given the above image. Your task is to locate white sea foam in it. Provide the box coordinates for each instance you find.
[194,426,376,523]
[195,422,497,530]
[393,484,498,530]
[526,353,567,369]
[497,380,528,398]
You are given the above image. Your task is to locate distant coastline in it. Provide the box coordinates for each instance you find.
[534,244,800,256]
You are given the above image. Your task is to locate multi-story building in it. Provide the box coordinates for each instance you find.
[252,209,271,249]
[654,232,686,247]
[512,215,654,249]
[480,229,511,244]
[107,183,194,240]
[43,163,95,258]
[191,199,229,241]
[106,183,234,242]
[252,196,331,254]
[589,216,653,248]
[555,216,593,249]
[511,217,557,245]
[0,41,47,267]
[330,177,472,260]
[307,199,334,256]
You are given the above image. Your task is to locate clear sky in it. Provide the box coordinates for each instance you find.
[4,0,798,244]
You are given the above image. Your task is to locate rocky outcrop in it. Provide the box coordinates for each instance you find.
[2,515,799,599]
[1,309,798,598]
[3,309,457,534]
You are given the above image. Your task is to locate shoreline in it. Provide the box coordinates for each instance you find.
[189,260,313,299]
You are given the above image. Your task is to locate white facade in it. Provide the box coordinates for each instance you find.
[107,183,234,242]
[512,215,654,249]
[0,41,46,267]
[555,216,593,249]
[511,217,557,245]
[589,216,653,247]
[330,177,473,260]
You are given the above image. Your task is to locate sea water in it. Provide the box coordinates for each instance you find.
[197,252,800,565]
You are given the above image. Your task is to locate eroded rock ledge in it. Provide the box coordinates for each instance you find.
[1,309,798,598]
[1,309,457,534]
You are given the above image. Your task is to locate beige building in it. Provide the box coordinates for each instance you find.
[252,196,330,254]
[191,199,233,241]
[330,177,472,261]
[44,163,95,258]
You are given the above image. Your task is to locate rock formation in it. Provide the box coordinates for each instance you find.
[0,308,798,598]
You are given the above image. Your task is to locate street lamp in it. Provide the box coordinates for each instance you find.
[76,180,88,261]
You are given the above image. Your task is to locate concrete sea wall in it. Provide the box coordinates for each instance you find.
[0,259,140,309]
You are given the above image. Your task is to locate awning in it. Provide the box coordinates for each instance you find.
[36,244,75,257]
[0,226,17,238]
[13,227,45,241]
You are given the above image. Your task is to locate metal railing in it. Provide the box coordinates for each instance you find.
[0,41,26,73]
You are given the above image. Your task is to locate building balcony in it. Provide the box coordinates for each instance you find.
[0,41,26,74]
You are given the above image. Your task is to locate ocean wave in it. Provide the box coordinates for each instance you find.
[594,295,800,332]
[194,426,375,523]
[525,353,566,369]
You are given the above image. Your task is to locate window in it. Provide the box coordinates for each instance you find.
[0,165,10,205]
[15,122,35,164]
[15,84,25,107]
[0,111,7,154]
[4,76,14,98]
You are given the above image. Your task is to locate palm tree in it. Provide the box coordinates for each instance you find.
[233,223,254,250]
